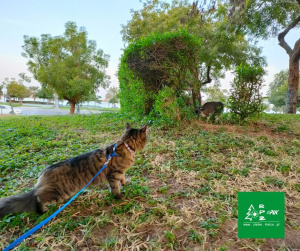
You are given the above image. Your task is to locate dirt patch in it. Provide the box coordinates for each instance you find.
[193,121,294,140]
[90,223,116,241]
[262,227,300,250]
[211,218,300,251]
[136,224,165,241]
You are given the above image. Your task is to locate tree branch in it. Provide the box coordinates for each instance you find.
[202,65,212,85]
[278,14,300,56]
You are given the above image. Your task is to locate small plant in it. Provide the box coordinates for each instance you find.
[264,176,284,187]
[164,230,176,246]
[255,146,277,156]
[188,229,203,243]
[103,238,117,248]
[276,165,290,174]
[158,185,170,194]
[200,218,219,230]
[228,64,266,123]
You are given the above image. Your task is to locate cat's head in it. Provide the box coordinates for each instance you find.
[121,123,148,152]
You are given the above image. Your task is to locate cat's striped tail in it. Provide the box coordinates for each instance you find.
[0,190,43,217]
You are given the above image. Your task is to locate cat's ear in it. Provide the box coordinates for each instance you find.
[140,124,148,132]
[126,123,131,130]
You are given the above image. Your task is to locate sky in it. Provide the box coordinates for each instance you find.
[0,0,298,98]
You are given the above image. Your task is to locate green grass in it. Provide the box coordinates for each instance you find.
[0,102,22,107]
[0,113,299,250]
[58,106,120,112]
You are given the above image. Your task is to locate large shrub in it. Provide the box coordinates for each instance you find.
[228,64,266,122]
[118,30,202,124]
[151,86,195,126]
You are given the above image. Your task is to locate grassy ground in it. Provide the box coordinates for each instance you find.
[0,102,22,107]
[58,106,120,112]
[0,113,299,250]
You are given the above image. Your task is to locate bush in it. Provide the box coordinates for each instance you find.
[151,86,195,126]
[228,64,266,122]
[118,30,202,125]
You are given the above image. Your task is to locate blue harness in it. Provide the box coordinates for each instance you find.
[3,143,120,251]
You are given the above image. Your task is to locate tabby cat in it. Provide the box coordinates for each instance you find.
[0,123,147,217]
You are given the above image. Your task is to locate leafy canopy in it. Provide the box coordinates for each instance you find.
[121,0,266,80]
[22,21,110,114]
[268,69,300,109]
[36,87,54,100]
[227,0,300,113]
[228,0,300,39]
[6,81,31,100]
[2,74,31,101]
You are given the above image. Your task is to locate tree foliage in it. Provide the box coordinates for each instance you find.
[119,30,202,123]
[228,0,300,39]
[121,0,265,84]
[105,87,119,100]
[6,81,31,105]
[202,82,229,102]
[228,64,266,122]
[121,0,266,121]
[22,21,110,114]
[36,87,54,101]
[2,74,31,108]
[106,87,119,107]
[28,86,40,101]
[268,70,289,95]
[268,69,300,109]
[228,0,300,113]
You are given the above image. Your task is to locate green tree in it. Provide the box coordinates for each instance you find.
[22,21,110,114]
[228,0,300,113]
[202,82,229,102]
[95,95,102,107]
[268,70,289,95]
[106,87,119,107]
[268,69,300,110]
[36,87,54,104]
[28,86,40,102]
[121,0,265,106]
[6,81,31,105]
[2,78,15,113]
[269,83,288,110]
[228,64,266,122]
[109,96,119,108]
[2,74,31,110]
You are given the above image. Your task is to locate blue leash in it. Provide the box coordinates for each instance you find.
[3,143,119,251]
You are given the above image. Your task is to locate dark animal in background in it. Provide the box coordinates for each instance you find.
[0,123,148,217]
[200,101,224,117]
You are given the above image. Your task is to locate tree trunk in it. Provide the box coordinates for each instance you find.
[54,93,59,108]
[286,58,299,113]
[191,82,202,114]
[8,96,15,114]
[70,101,76,114]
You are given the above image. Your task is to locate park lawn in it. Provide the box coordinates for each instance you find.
[0,102,22,107]
[0,113,299,250]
